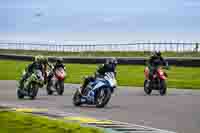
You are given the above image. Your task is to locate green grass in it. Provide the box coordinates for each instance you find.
[0,59,200,89]
[0,111,103,133]
[1,49,200,57]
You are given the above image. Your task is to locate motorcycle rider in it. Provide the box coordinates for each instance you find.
[80,57,118,95]
[18,55,51,89]
[54,57,65,70]
[47,57,66,83]
[147,51,167,80]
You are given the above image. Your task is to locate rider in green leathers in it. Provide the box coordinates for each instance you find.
[18,55,52,89]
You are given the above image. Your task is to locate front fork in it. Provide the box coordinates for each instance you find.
[24,76,43,90]
[151,79,161,89]
[80,90,95,104]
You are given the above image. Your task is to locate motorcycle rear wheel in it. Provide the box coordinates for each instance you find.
[159,80,167,96]
[56,80,64,95]
[46,82,53,95]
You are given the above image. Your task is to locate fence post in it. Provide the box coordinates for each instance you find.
[176,43,179,52]
[195,43,199,52]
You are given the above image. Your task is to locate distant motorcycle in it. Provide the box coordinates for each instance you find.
[17,70,44,99]
[144,64,169,96]
[46,67,66,95]
[73,72,117,108]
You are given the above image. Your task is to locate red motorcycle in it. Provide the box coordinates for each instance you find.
[46,67,66,95]
[144,65,169,96]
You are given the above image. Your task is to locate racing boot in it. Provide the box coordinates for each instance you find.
[79,86,86,95]
[80,79,89,95]
[18,79,24,90]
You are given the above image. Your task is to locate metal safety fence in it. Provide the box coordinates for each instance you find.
[0,42,199,52]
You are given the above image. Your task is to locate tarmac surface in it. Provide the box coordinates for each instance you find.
[0,80,200,133]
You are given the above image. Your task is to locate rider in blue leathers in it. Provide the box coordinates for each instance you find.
[80,58,118,95]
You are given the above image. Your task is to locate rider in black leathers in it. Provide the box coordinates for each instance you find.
[148,51,167,80]
[80,58,118,95]
[47,57,65,83]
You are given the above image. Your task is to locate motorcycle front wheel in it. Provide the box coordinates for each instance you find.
[17,89,24,99]
[95,88,111,108]
[29,84,39,100]
[144,80,152,95]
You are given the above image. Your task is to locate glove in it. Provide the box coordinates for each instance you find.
[163,65,170,70]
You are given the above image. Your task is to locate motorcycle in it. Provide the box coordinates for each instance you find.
[73,72,117,108]
[144,64,169,96]
[46,67,66,95]
[17,70,44,99]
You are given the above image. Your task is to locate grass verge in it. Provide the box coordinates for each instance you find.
[1,49,200,57]
[0,59,200,89]
[0,111,103,133]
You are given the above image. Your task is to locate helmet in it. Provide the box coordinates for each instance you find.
[106,57,118,65]
[34,55,48,64]
[42,56,48,64]
[35,55,43,63]
[56,57,63,64]
[153,51,161,56]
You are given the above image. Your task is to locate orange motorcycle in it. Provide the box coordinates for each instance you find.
[144,64,169,96]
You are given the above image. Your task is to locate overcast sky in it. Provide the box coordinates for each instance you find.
[0,0,200,42]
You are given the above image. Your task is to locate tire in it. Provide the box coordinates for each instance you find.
[73,90,82,106]
[46,82,53,95]
[144,80,152,95]
[160,80,167,96]
[96,87,111,108]
[29,84,39,100]
[56,80,64,95]
[17,89,24,99]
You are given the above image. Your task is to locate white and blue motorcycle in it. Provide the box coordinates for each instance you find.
[73,72,117,108]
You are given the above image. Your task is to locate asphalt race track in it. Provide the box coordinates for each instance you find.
[1,80,200,133]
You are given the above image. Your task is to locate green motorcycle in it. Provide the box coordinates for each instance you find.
[17,70,44,99]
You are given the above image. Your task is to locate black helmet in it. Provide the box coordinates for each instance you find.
[106,57,118,65]
[56,57,63,64]
[154,51,161,56]
[42,57,48,64]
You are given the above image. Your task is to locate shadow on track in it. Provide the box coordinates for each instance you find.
[64,104,123,110]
